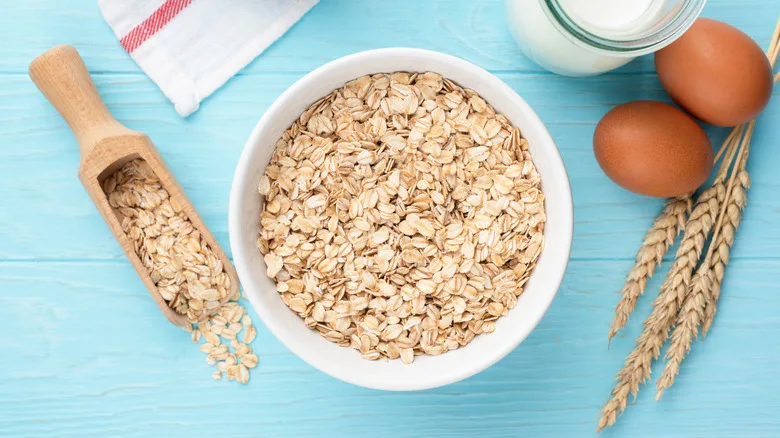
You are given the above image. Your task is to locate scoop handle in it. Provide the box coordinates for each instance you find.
[29,45,122,156]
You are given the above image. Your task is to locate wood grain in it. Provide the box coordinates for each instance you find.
[0,0,777,75]
[2,0,780,436]
[0,260,778,437]
[2,74,778,261]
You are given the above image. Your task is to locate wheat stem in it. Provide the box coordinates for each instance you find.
[768,17,780,67]
[715,125,743,179]
[769,18,780,80]
[713,125,742,163]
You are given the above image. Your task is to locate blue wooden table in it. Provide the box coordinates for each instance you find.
[2,1,779,436]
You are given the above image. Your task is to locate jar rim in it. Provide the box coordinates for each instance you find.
[541,0,706,56]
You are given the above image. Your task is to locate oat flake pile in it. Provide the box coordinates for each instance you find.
[257,72,546,364]
[104,159,258,383]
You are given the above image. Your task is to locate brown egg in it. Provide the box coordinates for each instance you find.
[655,18,773,127]
[594,100,713,197]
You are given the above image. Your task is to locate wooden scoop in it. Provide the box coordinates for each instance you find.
[29,45,238,326]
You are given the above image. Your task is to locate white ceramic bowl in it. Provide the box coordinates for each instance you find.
[229,48,573,391]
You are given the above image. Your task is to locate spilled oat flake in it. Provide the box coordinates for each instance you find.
[185,302,259,384]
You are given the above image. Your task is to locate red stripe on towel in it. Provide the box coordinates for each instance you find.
[120,0,192,53]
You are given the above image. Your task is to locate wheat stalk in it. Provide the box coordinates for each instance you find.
[597,182,725,432]
[597,129,745,432]
[607,196,692,342]
[655,123,754,399]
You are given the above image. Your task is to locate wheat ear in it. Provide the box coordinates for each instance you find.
[607,196,692,342]
[655,123,753,399]
[700,170,750,337]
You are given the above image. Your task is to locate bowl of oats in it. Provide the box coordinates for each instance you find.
[229,48,573,390]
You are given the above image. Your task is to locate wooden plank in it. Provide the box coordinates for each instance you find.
[0,0,777,75]
[2,73,779,260]
[3,1,780,437]
[0,260,777,437]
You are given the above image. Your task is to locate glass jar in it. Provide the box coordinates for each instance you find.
[506,0,706,76]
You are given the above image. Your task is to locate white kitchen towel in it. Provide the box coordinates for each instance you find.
[99,0,318,116]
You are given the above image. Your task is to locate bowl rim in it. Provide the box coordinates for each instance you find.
[229,47,574,390]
